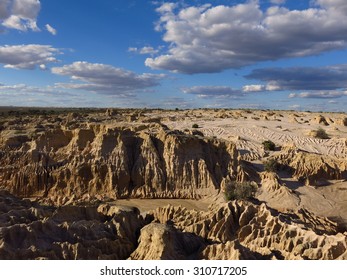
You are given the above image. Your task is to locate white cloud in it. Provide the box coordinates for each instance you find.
[182,86,243,98]
[0,83,73,96]
[1,0,41,32]
[242,83,281,92]
[242,85,267,92]
[128,46,159,55]
[315,0,347,13]
[0,44,60,69]
[288,90,347,99]
[52,61,165,95]
[246,64,347,90]
[0,82,106,107]
[140,46,158,55]
[128,47,138,52]
[45,24,56,35]
[146,1,347,73]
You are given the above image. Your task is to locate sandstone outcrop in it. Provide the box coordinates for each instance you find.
[0,191,144,260]
[310,115,329,126]
[335,117,347,126]
[0,124,240,203]
[1,187,346,260]
[129,223,205,260]
[1,108,346,260]
[274,147,347,185]
[257,172,300,211]
[148,201,346,260]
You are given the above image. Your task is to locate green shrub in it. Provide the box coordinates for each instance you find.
[192,123,199,128]
[264,158,279,172]
[262,140,276,151]
[315,128,329,139]
[224,181,257,201]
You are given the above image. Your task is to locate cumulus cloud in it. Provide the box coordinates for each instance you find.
[1,0,40,32]
[139,46,159,55]
[0,83,73,96]
[128,46,159,55]
[0,82,108,107]
[45,24,56,35]
[146,1,347,73]
[0,44,60,69]
[242,83,281,92]
[315,0,347,13]
[288,91,347,99]
[242,85,267,92]
[52,61,165,95]
[181,86,243,98]
[246,64,347,90]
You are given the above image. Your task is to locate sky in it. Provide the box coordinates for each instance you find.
[0,0,347,111]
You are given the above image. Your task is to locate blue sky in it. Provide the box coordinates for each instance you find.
[0,0,347,111]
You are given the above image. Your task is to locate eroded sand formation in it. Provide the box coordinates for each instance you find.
[0,108,346,259]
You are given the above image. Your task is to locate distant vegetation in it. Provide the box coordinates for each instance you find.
[264,158,279,173]
[224,181,257,201]
[192,123,199,128]
[0,107,101,117]
[262,140,276,151]
[315,128,329,139]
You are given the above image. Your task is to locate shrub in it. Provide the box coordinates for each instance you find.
[264,158,279,172]
[192,123,199,128]
[315,128,329,139]
[192,130,204,137]
[262,140,276,151]
[224,181,257,201]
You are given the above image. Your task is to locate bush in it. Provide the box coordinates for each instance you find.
[262,140,276,151]
[264,158,279,172]
[224,181,257,201]
[192,123,199,128]
[315,128,329,139]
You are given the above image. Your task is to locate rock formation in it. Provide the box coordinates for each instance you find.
[1,190,345,260]
[274,147,347,186]
[0,191,144,260]
[129,223,205,260]
[0,123,240,203]
[257,172,300,211]
[147,201,346,260]
[0,108,346,260]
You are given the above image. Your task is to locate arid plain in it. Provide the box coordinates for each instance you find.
[0,108,346,259]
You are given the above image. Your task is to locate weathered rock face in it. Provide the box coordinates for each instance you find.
[129,223,205,260]
[1,191,346,260]
[0,124,239,203]
[0,191,145,260]
[274,147,347,186]
[148,201,346,260]
[257,172,300,211]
